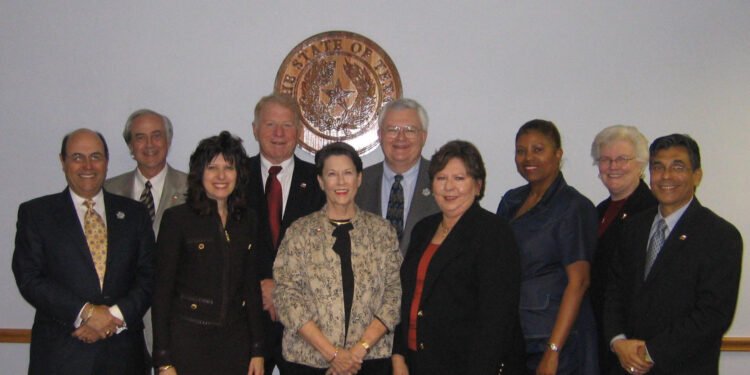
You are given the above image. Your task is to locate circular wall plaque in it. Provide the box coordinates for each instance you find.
[275,31,402,155]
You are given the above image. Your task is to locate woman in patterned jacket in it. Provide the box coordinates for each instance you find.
[273,142,402,375]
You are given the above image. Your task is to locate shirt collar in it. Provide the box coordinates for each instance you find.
[383,160,420,182]
[260,154,294,173]
[135,164,167,187]
[69,188,105,211]
[657,197,694,231]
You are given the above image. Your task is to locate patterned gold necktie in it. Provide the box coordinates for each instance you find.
[84,199,107,288]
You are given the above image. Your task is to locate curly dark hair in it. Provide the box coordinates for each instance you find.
[428,140,486,200]
[187,131,250,218]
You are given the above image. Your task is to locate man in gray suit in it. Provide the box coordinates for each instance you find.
[105,109,188,235]
[104,109,187,368]
[356,98,439,254]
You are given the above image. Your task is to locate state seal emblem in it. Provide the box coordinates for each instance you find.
[275,31,402,155]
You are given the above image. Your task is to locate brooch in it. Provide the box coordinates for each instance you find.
[679,234,687,240]
[300,182,307,189]
[116,211,125,219]
[422,188,431,197]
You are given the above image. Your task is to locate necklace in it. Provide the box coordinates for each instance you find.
[439,220,453,236]
[329,218,353,226]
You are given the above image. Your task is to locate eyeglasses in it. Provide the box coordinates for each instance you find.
[382,125,422,139]
[650,163,691,175]
[597,156,635,167]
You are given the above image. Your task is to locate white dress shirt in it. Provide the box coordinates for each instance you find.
[133,165,168,211]
[380,161,420,220]
[69,188,126,332]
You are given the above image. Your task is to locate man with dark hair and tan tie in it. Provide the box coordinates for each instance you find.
[604,134,743,375]
[356,98,439,254]
[13,129,155,375]
[246,93,325,374]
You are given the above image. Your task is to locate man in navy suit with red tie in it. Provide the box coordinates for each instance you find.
[13,129,154,375]
[246,94,325,374]
[604,134,743,375]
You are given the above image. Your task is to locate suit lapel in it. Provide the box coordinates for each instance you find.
[419,205,479,303]
[404,158,433,230]
[644,200,701,284]
[282,156,317,228]
[633,210,655,289]
[158,166,183,218]
[55,189,102,287]
[248,156,272,247]
[120,171,136,199]
[359,162,384,216]
[104,192,121,289]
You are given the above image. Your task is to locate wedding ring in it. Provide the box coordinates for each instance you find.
[629,366,635,374]
[105,329,111,336]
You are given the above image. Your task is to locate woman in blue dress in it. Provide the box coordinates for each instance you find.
[497,119,598,375]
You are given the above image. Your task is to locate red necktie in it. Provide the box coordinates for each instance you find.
[266,166,283,249]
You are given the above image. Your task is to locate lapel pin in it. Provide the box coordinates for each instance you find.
[248,244,253,250]
[422,188,431,197]
[172,194,180,201]
[300,182,307,189]
[621,213,628,219]
[679,234,687,240]
[116,211,125,219]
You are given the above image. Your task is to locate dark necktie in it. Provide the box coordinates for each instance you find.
[140,180,155,223]
[266,166,283,249]
[644,218,667,279]
[386,174,404,239]
[331,221,354,337]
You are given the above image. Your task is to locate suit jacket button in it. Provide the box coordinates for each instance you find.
[417,310,423,317]
[198,243,205,250]
[190,303,198,310]
[419,343,424,350]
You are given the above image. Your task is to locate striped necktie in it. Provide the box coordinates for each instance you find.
[140,180,155,223]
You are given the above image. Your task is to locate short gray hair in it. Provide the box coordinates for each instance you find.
[591,125,649,169]
[123,109,174,146]
[377,98,429,131]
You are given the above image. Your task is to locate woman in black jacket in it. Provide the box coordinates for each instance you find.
[589,125,656,373]
[152,131,264,375]
[392,140,525,375]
